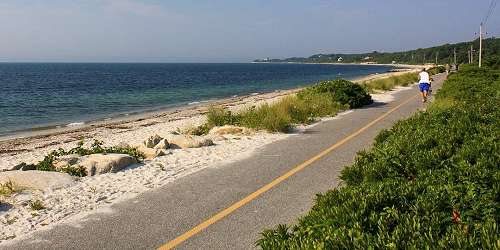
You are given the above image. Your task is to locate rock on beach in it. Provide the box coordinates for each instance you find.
[209,125,253,136]
[0,170,75,191]
[136,145,169,160]
[166,134,214,149]
[78,154,138,176]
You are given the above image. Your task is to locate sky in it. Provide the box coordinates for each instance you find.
[0,0,499,62]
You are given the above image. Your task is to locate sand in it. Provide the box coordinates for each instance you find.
[0,68,417,243]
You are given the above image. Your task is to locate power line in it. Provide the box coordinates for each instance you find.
[483,0,498,26]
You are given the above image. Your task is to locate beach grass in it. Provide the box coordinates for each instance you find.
[206,94,340,133]
[0,180,16,197]
[361,72,419,92]
[204,79,370,133]
[28,200,45,210]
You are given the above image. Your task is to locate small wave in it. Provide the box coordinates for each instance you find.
[250,92,260,96]
[232,95,238,98]
[189,100,211,105]
[66,122,85,127]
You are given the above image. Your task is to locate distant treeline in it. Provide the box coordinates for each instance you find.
[255,37,500,65]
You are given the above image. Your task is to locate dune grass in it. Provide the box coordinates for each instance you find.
[0,181,16,197]
[362,72,419,92]
[207,93,344,133]
[203,79,371,133]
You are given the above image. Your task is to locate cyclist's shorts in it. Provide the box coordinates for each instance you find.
[419,83,430,92]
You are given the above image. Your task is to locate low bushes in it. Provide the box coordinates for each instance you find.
[298,79,373,108]
[428,65,446,75]
[256,64,500,249]
[203,79,369,133]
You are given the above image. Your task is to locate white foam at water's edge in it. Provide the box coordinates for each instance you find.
[188,100,211,105]
[66,122,85,127]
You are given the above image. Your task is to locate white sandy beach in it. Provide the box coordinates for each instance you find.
[0,68,419,243]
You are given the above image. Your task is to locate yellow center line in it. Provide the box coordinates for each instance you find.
[159,93,419,250]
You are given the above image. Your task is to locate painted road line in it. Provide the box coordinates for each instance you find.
[158,93,419,250]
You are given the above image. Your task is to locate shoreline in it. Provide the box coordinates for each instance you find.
[252,61,431,68]
[0,64,420,144]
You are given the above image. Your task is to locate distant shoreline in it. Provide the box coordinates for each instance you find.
[252,61,428,68]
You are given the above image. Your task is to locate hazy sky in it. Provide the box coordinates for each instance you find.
[1,0,499,62]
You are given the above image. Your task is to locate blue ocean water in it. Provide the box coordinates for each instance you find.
[0,63,393,135]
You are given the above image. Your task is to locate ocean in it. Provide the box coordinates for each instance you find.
[0,63,394,136]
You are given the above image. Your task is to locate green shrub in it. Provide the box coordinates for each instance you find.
[483,55,500,69]
[185,123,211,136]
[298,79,372,108]
[60,165,87,177]
[428,66,446,75]
[257,66,500,249]
[206,106,241,128]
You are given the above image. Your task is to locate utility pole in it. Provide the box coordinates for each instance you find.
[454,48,457,66]
[435,51,439,65]
[468,49,471,64]
[471,44,474,63]
[479,22,483,67]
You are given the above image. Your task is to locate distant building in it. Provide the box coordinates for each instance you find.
[362,56,372,60]
[337,57,343,62]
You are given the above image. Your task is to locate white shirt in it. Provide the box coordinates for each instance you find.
[419,71,430,83]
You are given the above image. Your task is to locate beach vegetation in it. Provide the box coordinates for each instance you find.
[428,65,446,75]
[60,165,87,177]
[256,62,500,249]
[0,180,16,197]
[362,72,419,92]
[298,79,372,108]
[18,139,145,177]
[28,200,45,211]
[203,79,368,133]
[184,123,211,136]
